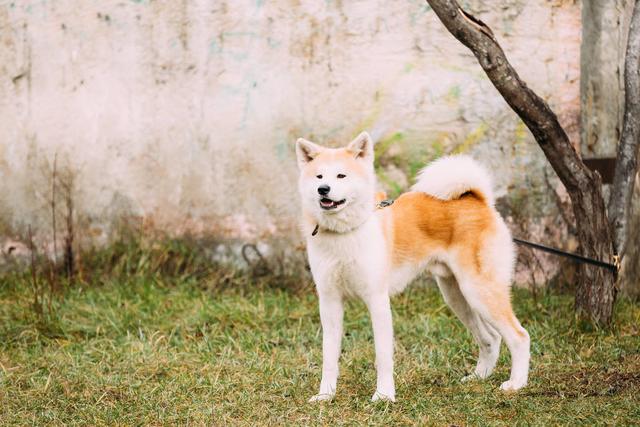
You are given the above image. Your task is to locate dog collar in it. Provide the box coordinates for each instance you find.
[311,199,394,236]
[376,199,395,209]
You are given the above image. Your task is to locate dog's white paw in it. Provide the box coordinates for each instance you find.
[371,391,396,403]
[500,380,526,392]
[308,393,335,403]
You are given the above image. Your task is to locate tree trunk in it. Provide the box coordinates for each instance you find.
[572,174,617,324]
[609,0,640,258]
[424,0,619,325]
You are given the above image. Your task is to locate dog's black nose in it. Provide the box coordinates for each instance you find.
[317,184,330,196]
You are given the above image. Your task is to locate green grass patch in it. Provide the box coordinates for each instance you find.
[1,268,638,425]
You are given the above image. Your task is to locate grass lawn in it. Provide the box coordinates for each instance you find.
[1,266,638,425]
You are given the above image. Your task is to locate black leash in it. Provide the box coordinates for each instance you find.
[512,238,619,273]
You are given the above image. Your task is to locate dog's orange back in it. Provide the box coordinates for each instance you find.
[380,192,495,274]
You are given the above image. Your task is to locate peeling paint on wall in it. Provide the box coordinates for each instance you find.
[0,0,581,244]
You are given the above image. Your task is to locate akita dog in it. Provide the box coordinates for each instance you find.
[296,132,530,402]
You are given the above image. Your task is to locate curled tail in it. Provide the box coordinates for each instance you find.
[411,155,495,205]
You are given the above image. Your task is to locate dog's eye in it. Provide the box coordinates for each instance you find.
[316,174,322,179]
[337,174,346,179]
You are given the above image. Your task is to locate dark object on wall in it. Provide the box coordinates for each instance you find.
[583,158,617,184]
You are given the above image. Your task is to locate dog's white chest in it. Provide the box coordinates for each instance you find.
[306,217,387,298]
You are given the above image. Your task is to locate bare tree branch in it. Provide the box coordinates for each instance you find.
[609,0,640,258]
[51,153,58,265]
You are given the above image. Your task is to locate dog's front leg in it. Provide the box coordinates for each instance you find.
[309,291,344,402]
[366,292,396,402]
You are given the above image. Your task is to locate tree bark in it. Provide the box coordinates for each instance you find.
[609,0,640,259]
[424,0,619,325]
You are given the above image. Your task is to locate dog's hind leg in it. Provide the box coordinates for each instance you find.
[435,275,501,381]
[456,277,530,391]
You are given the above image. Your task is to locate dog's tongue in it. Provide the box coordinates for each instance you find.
[320,198,335,207]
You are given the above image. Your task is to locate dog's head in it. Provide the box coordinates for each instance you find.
[295,132,376,232]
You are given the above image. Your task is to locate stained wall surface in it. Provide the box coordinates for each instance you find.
[0,1,581,247]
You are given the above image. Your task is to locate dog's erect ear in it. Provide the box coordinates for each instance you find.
[295,138,323,168]
[346,131,373,161]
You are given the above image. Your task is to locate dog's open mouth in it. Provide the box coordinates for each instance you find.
[319,198,346,210]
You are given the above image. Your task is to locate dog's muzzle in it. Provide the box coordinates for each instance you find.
[319,198,346,210]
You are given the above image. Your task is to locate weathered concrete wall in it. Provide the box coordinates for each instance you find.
[581,0,634,157]
[0,1,580,254]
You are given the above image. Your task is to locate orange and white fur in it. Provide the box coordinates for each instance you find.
[296,132,530,402]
